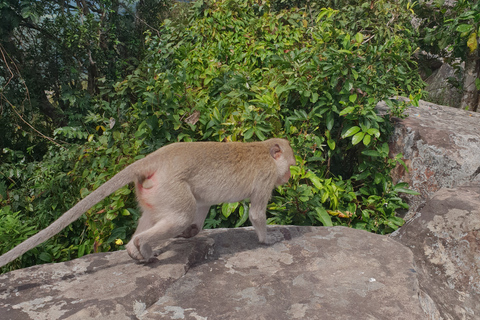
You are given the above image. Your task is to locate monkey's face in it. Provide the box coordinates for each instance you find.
[279,169,292,185]
[275,148,296,186]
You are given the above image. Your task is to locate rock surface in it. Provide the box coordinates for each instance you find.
[379,99,480,215]
[0,226,427,320]
[2,99,480,320]
[391,185,480,320]
[424,63,462,109]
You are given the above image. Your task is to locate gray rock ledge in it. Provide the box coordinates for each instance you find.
[0,226,427,320]
[391,185,480,320]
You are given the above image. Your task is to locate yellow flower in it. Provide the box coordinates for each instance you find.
[115,239,124,245]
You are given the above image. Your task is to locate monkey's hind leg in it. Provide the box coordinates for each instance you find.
[177,205,210,238]
[126,212,156,261]
[126,187,197,262]
[126,213,195,261]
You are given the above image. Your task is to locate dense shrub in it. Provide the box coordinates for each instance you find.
[1,0,423,272]
[111,0,422,229]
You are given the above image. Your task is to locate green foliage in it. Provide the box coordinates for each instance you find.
[69,128,143,255]
[0,145,84,270]
[416,1,480,84]
[415,1,480,110]
[0,0,174,164]
[418,0,480,58]
[103,0,422,232]
[1,0,424,272]
[0,206,37,273]
[0,124,141,270]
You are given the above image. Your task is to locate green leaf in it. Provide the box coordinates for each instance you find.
[354,222,367,230]
[351,69,358,80]
[289,165,300,176]
[344,80,354,92]
[235,203,250,227]
[374,172,383,184]
[388,216,405,227]
[316,8,337,22]
[366,128,380,138]
[342,126,360,138]
[315,207,333,226]
[394,187,421,195]
[39,252,52,262]
[326,112,334,131]
[339,106,355,116]
[306,171,323,189]
[394,182,409,189]
[244,128,254,140]
[327,139,335,150]
[106,212,117,220]
[116,186,131,195]
[363,134,371,146]
[381,143,389,154]
[222,202,239,218]
[78,244,86,258]
[361,209,370,220]
[361,150,381,157]
[343,33,351,49]
[355,32,364,43]
[80,188,90,198]
[349,94,357,103]
[351,132,365,145]
[255,128,266,140]
[386,220,399,230]
[456,24,473,33]
[106,226,127,243]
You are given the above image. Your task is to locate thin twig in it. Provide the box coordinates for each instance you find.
[0,46,14,90]
[0,43,32,107]
[135,15,161,38]
[0,171,16,185]
[1,94,64,149]
[1,44,64,149]
[362,35,375,44]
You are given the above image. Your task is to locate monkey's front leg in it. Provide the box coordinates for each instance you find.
[248,195,269,244]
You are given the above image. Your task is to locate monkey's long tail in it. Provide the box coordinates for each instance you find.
[0,164,137,268]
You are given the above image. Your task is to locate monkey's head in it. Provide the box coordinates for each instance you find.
[269,139,296,186]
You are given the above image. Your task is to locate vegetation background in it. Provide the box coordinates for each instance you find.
[0,0,476,273]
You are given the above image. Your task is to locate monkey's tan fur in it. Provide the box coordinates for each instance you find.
[0,138,295,267]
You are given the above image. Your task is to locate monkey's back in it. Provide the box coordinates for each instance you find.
[137,140,280,206]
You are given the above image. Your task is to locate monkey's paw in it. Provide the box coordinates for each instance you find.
[126,237,153,261]
[176,224,200,238]
[262,233,283,246]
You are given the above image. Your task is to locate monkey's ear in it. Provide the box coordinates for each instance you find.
[270,144,283,160]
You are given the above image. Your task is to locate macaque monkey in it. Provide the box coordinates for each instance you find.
[0,138,295,267]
